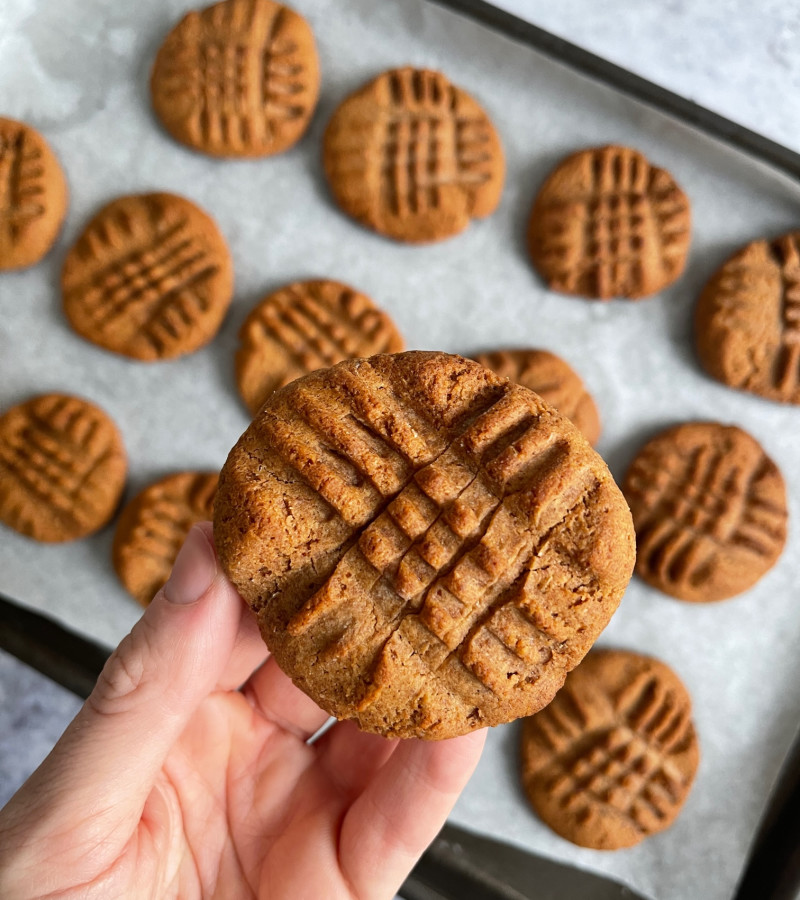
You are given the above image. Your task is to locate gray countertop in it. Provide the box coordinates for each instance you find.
[495,0,800,154]
[0,650,81,806]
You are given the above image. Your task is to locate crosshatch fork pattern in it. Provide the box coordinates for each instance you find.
[0,395,121,536]
[62,195,231,360]
[374,70,493,219]
[114,472,218,605]
[323,67,503,240]
[218,323,633,737]
[771,233,800,392]
[624,424,787,601]
[237,280,404,412]
[0,127,46,242]
[696,232,800,404]
[128,474,217,569]
[77,217,216,345]
[152,0,317,154]
[269,371,603,718]
[531,146,690,298]
[524,654,698,847]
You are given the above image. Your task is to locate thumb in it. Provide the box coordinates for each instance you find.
[3,524,245,859]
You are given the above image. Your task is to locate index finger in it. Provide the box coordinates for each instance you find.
[337,728,487,898]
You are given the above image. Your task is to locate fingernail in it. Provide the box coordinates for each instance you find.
[163,525,217,605]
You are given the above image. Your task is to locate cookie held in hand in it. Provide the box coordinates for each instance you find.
[521,649,699,850]
[214,352,635,739]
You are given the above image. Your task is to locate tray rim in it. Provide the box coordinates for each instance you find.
[429,0,800,182]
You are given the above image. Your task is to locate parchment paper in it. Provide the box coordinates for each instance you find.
[1,1,799,898]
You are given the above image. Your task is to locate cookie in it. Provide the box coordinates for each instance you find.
[151,0,320,158]
[214,351,635,739]
[0,117,68,271]
[62,193,234,361]
[695,232,800,404]
[527,145,691,299]
[472,349,601,446]
[236,279,405,414]
[323,67,504,243]
[113,471,218,606]
[623,422,787,602]
[0,393,127,542]
[521,649,699,850]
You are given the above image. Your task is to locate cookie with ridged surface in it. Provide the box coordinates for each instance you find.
[113,471,218,606]
[521,649,699,850]
[236,279,404,414]
[62,193,233,361]
[622,422,787,602]
[0,117,68,271]
[0,393,127,542]
[323,67,504,243]
[527,145,691,299]
[472,349,601,446]
[151,0,320,158]
[214,351,635,739]
[695,232,800,404]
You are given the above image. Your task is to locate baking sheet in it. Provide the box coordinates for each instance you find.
[1,1,799,898]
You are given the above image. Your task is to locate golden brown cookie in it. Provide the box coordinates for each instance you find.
[0,117,68,271]
[236,279,405,414]
[527,145,691,299]
[521,649,699,850]
[323,67,504,243]
[472,349,601,446]
[214,351,635,739]
[113,471,218,606]
[151,0,320,158]
[0,393,127,542]
[62,193,234,361]
[623,422,787,602]
[695,232,800,404]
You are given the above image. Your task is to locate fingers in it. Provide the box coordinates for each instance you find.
[338,728,487,899]
[315,720,399,798]
[241,656,331,740]
[1,525,247,865]
[216,584,269,690]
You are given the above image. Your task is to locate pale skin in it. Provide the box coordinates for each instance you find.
[0,524,485,899]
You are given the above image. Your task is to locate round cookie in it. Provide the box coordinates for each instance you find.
[236,279,405,414]
[521,649,699,850]
[62,193,233,361]
[0,117,68,271]
[323,67,504,243]
[472,348,601,446]
[527,145,691,300]
[214,351,635,739]
[695,232,800,404]
[623,422,787,602]
[151,0,320,158]
[0,393,127,542]
[113,471,218,606]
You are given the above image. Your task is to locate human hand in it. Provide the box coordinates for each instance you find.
[0,524,485,899]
